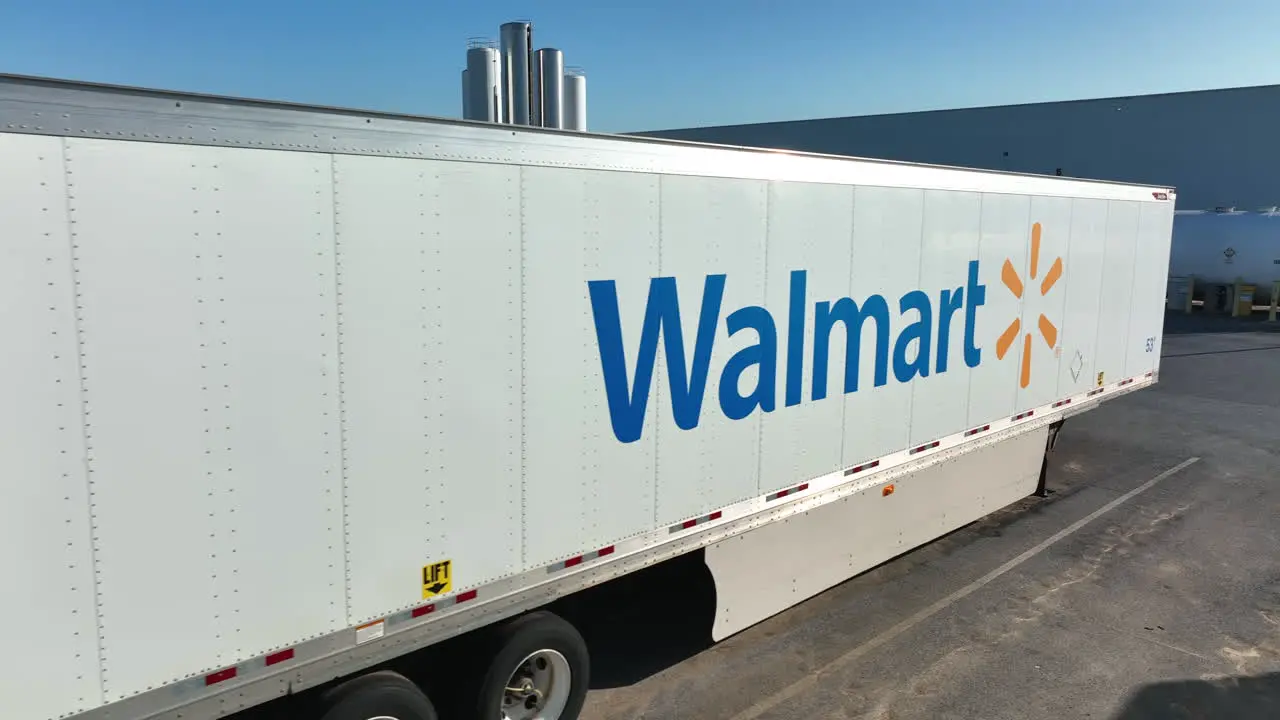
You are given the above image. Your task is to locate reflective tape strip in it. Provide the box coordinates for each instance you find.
[402,587,481,622]
[264,649,294,666]
[1013,409,1035,421]
[844,459,881,476]
[203,642,301,687]
[910,440,941,455]
[964,424,991,437]
[205,667,237,686]
[547,545,617,574]
[766,482,810,502]
[670,510,723,534]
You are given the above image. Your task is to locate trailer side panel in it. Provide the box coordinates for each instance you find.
[0,133,103,720]
[57,138,348,701]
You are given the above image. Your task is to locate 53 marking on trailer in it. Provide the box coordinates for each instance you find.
[421,560,453,599]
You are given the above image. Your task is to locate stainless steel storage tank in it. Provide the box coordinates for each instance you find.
[499,21,533,125]
[461,68,471,120]
[564,67,587,131]
[533,48,565,129]
[464,40,503,123]
[530,52,542,127]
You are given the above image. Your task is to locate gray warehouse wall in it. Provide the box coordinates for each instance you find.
[637,86,1280,212]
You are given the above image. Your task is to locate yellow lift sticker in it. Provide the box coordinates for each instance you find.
[421,560,453,599]
[1096,371,1105,387]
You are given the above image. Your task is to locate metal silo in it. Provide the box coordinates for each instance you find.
[461,68,471,120]
[530,52,542,127]
[464,39,503,123]
[499,21,533,125]
[533,48,565,129]
[564,67,587,131]
[530,59,541,126]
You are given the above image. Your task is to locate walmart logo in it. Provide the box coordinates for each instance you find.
[997,222,1064,388]
[587,223,1062,444]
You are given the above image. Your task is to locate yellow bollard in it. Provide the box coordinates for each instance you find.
[1237,283,1257,317]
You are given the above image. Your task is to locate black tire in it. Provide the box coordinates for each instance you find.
[473,611,590,720]
[319,670,438,720]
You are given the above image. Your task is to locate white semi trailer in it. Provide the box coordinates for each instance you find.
[0,74,1175,720]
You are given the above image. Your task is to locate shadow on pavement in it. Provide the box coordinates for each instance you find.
[1113,672,1280,720]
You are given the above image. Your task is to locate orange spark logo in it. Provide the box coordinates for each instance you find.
[997,222,1063,388]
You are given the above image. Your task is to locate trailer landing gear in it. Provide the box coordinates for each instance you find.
[1037,420,1065,498]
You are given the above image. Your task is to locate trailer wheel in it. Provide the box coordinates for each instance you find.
[475,611,589,720]
[318,669,438,720]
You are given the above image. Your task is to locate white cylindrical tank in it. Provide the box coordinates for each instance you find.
[464,42,503,123]
[1169,209,1280,304]
[564,67,586,131]
[533,48,564,129]
[500,21,532,125]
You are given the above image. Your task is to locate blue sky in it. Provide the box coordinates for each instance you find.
[1,0,1278,133]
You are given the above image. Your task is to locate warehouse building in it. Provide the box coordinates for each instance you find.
[638,85,1280,212]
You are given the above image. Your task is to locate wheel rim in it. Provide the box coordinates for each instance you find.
[500,648,572,720]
